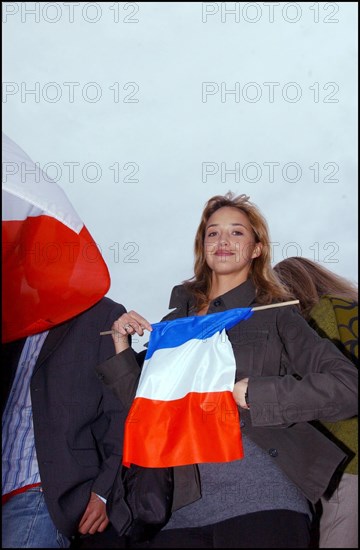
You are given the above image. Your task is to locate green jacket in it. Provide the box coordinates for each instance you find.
[310,296,358,475]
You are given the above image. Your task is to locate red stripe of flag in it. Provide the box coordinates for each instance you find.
[123,391,243,468]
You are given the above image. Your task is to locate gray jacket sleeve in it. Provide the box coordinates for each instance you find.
[249,306,358,427]
[96,347,145,409]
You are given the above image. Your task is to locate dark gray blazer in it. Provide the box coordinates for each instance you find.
[2,297,130,538]
[97,280,358,519]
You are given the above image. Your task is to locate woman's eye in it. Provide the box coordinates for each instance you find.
[232,231,243,236]
[207,231,217,237]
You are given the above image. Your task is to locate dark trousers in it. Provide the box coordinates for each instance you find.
[126,510,311,549]
[71,525,126,548]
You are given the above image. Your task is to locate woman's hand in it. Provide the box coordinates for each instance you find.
[111,310,152,354]
[233,378,250,410]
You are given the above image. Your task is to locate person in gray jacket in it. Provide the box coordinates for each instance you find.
[2,297,129,548]
[97,192,358,549]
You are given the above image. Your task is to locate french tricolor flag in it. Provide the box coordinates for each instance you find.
[123,308,253,468]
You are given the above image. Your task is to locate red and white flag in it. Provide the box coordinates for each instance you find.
[123,308,254,468]
[2,133,110,343]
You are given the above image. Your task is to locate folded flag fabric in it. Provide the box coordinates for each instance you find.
[123,307,254,468]
[2,133,110,343]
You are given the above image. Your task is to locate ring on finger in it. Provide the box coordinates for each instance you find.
[124,323,132,332]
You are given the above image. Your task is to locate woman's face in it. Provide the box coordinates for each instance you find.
[204,207,261,279]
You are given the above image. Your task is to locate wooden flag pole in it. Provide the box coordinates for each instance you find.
[251,299,299,312]
[99,300,299,335]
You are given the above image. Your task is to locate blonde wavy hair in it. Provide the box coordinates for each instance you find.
[183,192,291,310]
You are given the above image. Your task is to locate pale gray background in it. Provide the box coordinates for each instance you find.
[2,2,358,350]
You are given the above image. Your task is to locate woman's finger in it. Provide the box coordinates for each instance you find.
[127,310,152,332]
[112,311,152,336]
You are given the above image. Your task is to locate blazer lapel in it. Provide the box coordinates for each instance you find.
[34,320,75,372]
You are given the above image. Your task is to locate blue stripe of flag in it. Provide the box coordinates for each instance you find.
[146,307,253,359]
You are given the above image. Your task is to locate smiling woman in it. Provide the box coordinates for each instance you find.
[96,191,358,549]
[184,193,287,315]
[204,207,261,282]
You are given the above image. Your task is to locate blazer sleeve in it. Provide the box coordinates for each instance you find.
[87,301,131,499]
[248,305,358,427]
[96,347,146,409]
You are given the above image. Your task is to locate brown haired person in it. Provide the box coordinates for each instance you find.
[97,193,358,549]
[274,257,358,548]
